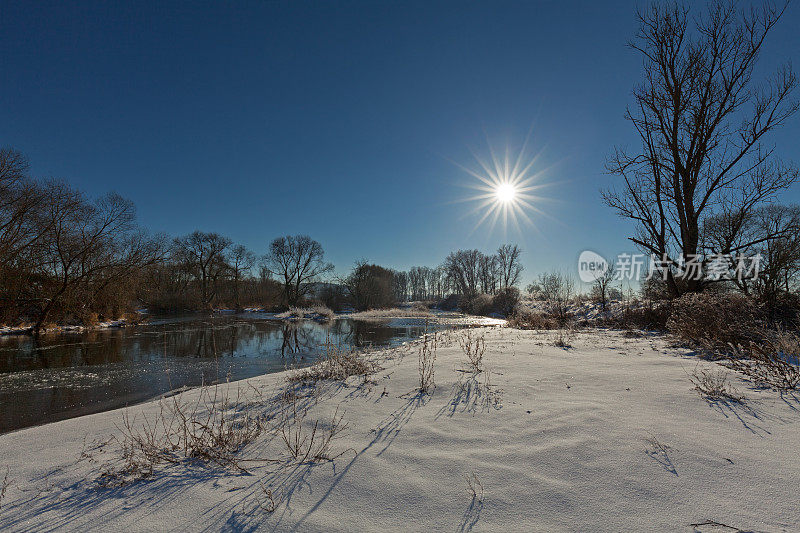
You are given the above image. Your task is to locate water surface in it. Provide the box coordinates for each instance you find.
[0,313,472,433]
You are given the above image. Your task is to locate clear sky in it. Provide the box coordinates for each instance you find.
[3,0,799,288]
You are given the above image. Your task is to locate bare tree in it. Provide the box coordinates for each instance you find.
[0,148,48,270]
[590,263,617,312]
[392,270,409,302]
[540,271,574,322]
[705,203,800,298]
[497,244,524,288]
[343,260,395,310]
[172,231,232,308]
[228,244,256,309]
[34,190,163,330]
[444,249,482,297]
[603,1,798,296]
[477,253,497,294]
[264,235,333,307]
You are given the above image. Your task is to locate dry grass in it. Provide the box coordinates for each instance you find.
[458,329,486,373]
[552,323,576,348]
[276,306,335,321]
[0,466,10,511]
[507,309,558,330]
[728,329,800,390]
[346,307,432,320]
[100,384,269,485]
[688,364,744,402]
[465,472,484,503]
[418,327,438,393]
[278,401,349,463]
[603,302,671,331]
[667,293,764,352]
[287,339,376,385]
[258,482,279,514]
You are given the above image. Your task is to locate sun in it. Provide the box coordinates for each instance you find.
[495,182,516,203]
[450,133,552,237]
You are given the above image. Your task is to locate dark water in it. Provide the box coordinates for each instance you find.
[0,313,458,433]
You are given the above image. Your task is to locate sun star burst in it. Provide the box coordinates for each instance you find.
[451,134,553,238]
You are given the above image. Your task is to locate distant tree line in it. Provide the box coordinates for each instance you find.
[332,245,525,314]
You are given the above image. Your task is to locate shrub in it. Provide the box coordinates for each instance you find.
[492,287,520,317]
[319,284,348,313]
[418,328,437,393]
[688,364,744,402]
[667,293,765,351]
[601,301,671,331]
[507,309,558,330]
[438,294,460,311]
[728,329,800,390]
[411,302,429,313]
[460,294,494,316]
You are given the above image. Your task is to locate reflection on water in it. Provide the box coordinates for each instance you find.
[0,314,452,433]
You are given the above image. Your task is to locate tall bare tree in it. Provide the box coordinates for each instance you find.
[0,148,47,271]
[444,249,482,297]
[34,190,162,330]
[497,244,524,288]
[172,231,232,308]
[603,1,798,296]
[264,234,333,307]
[228,244,256,309]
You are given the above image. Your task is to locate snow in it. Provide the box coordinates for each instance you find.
[1,327,798,531]
[0,320,129,337]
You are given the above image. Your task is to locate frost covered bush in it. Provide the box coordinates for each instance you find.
[667,293,765,351]
[602,301,671,331]
[276,306,335,321]
[729,329,800,390]
[507,308,558,330]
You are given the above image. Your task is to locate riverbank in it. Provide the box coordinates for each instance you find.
[1,327,798,531]
[0,319,134,337]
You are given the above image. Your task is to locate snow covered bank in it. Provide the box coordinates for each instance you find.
[0,327,798,531]
[0,319,133,337]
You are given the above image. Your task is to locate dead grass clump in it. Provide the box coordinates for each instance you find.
[101,385,267,485]
[507,309,558,330]
[667,293,765,351]
[418,327,438,393]
[688,364,744,402]
[0,466,10,511]
[347,307,432,320]
[458,329,486,373]
[465,472,485,503]
[729,329,800,390]
[279,404,349,463]
[276,306,335,321]
[411,302,430,313]
[552,323,576,348]
[287,341,376,385]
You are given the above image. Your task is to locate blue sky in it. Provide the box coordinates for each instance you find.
[3,0,799,287]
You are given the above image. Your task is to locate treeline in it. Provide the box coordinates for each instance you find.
[0,148,338,329]
[330,245,525,314]
[391,245,523,302]
[0,148,163,330]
